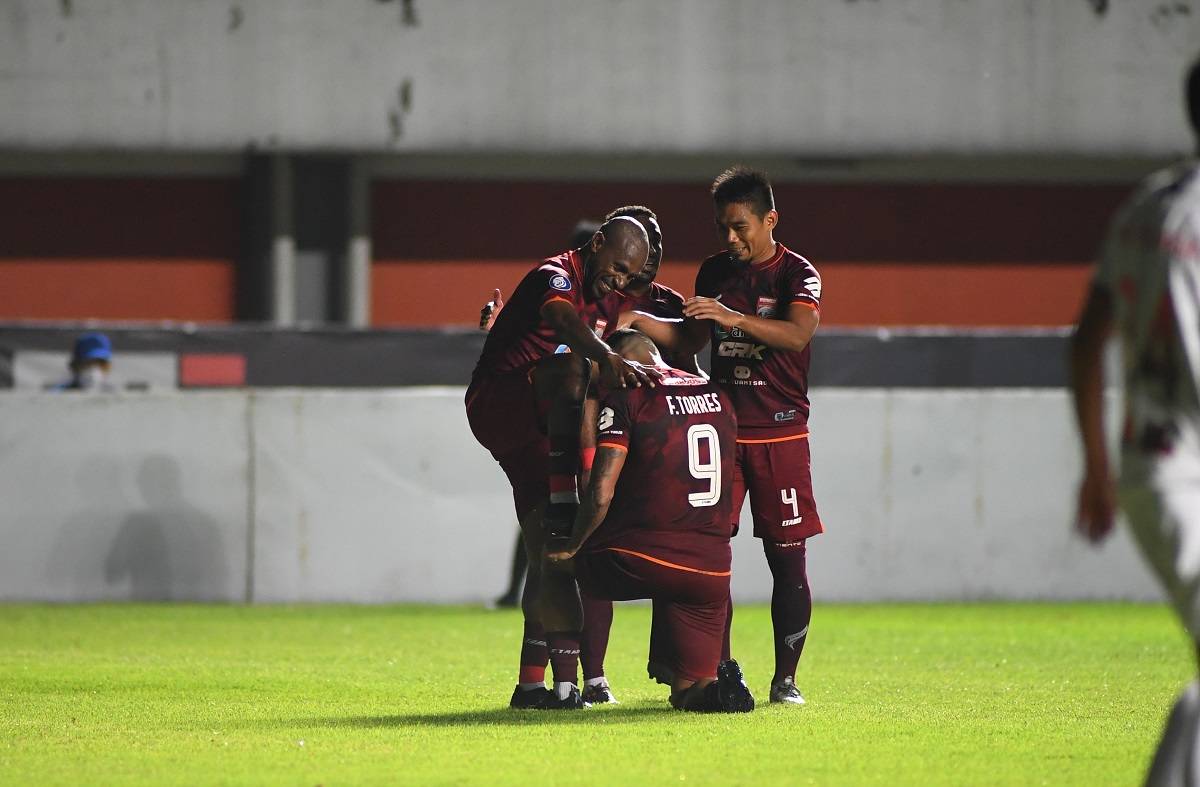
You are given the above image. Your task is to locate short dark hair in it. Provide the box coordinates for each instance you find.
[1187,54,1200,139]
[605,205,655,223]
[711,166,774,217]
[607,328,658,357]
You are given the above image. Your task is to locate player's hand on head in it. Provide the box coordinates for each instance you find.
[1075,472,1117,543]
[684,296,743,330]
[479,288,503,331]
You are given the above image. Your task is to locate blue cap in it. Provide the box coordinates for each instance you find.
[72,332,112,362]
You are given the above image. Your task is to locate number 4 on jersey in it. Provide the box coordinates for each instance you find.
[781,488,799,519]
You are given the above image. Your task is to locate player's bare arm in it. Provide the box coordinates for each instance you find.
[541,299,657,389]
[544,445,628,563]
[1069,284,1117,543]
[619,309,711,358]
[683,296,819,353]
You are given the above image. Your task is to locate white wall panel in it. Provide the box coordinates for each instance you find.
[1,1,1196,155]
[0,393,249,601]
[249,388,514,602]
[0,387,1166,603]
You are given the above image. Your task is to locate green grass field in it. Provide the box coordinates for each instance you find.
[0,603,1191,786]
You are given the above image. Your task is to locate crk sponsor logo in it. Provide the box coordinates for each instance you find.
[774,409,796,423]
[756,296,777,318]
[550,274,572,292]
[718,341,766,360]
[733,366,751,380]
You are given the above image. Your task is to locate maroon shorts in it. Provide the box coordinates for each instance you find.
[466,371,549,519]
[731,434,823,542]
[576,548,729,683]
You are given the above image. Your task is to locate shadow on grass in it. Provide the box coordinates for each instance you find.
[284,705,680,728]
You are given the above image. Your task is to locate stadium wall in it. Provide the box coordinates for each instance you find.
[1,0,1196,154]
[0,172,1130,327]
[0,388,1160,604]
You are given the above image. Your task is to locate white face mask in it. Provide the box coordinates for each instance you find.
[77,366,109,391]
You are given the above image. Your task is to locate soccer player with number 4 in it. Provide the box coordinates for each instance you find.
[629,166,824,704]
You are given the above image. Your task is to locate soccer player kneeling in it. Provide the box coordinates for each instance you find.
[541,330,754,712]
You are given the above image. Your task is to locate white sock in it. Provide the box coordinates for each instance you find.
[584,676,608,688]
[554,681,576,700]
[518,682,544,692]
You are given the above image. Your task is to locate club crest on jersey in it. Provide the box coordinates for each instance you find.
[550,274,572,292]
[756,297,777,318]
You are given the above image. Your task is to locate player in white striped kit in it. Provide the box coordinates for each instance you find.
[1071,55,1200,787]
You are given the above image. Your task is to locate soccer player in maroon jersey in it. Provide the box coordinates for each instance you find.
[465,216,657,709]
[541,329,754,712]
[478,205,698,705]
[629,166,823,705]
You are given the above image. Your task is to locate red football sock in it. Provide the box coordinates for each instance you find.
[519,618,548,685]
[547,631,581,687]
[548,432,580,509]
[764,540,812,684]
[720,593,733,662]
[580,592,613,681]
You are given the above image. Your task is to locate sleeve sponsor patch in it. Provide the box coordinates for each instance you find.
[550,274,572,292]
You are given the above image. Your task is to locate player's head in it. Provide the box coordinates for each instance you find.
[607,328,663,367]
[605,205,663,295]
[581,216,649,302]
[711,166,778,265]
[1187,54,1200,145]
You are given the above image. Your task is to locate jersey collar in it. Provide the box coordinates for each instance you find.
[751,242,786,270]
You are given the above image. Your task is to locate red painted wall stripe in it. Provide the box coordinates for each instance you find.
[0,259,236,322]
[179,353,247,387]
[371,259,1093,328]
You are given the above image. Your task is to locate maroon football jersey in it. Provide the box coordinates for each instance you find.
[694,243,821,439]
[473,250,614,377]
[585,367,737,573]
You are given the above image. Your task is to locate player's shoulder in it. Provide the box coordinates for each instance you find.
[648,281,686,310]
[519,249,580,297]
[536,249,576,277]
[698,251,735,273]
[777,243,819,274]
[649,281,684,300]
